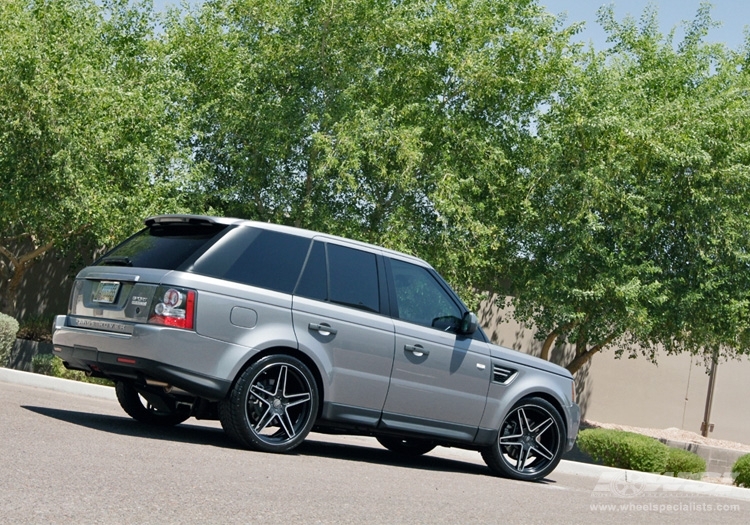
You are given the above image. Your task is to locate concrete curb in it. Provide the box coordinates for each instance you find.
[555,459,750,501]
[0,367,116,401]
[435,445,749,501]
[2,367,749,501]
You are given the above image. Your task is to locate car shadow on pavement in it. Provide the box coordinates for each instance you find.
[22,405,557,482]
[22,405,232,447]
[297,438,491,477]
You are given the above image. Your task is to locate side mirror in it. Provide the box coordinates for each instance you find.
[460,312,479,335]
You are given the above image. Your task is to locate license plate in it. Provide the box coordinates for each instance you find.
[92,281,121,304]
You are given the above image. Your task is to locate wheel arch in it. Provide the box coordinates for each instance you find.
[521,392,567,435]
[479,380,571,444]
[229,345,326,418]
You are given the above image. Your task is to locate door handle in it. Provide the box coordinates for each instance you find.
[309,323,337,336]
[404,344,428,357]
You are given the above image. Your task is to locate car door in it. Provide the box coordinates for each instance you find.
[380,257,492,442]
[292,240,396,427]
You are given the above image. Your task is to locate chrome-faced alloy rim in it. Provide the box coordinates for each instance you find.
[498,404,561,475]
[244,362,313,444]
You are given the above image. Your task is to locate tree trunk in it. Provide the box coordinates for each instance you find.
[0,241,56,316]
[566,347,601,376]
[565,333,617,375]
[1,263,27,316]
[540,322,575,361]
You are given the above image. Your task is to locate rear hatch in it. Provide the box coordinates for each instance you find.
[68,216,235,332]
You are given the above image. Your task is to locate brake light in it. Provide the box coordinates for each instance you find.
[148,287,196,330]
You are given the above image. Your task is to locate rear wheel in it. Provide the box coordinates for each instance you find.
[115,382,190,426]
[376,436,437,456]
[219,355,319,453]
[482,397,565,481]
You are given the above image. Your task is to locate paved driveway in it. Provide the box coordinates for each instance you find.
[0,370,748,524]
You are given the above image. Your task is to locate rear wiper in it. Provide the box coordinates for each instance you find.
[101,256,133,267]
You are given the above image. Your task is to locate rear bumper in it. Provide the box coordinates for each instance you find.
[52,344,231,400]
[52,315,234,400]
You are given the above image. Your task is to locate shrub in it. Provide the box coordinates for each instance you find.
[577,428,669,473]
[31,353,59,375]
[733,454,750,488]
[32,354,112,387]
[0,312,20,367]
[663,447,706,479]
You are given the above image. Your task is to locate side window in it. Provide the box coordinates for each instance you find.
[389,258,462,331]
[191,227,310,294]
[295,241,327,301]
[327,244,380,313]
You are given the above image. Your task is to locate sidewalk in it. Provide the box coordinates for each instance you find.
[0,366,116,400]
[2,366,749,502]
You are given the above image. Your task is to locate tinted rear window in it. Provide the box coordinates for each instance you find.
[96,223,228,270]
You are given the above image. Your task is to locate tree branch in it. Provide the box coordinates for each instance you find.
[0,245,19,268]
[566,332,618,375]
[17,239,57,267]
[540,321,576,361]
[0,232,32,244]
[1,224,86,271]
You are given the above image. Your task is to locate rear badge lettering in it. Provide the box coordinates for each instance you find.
[71,318,132,334]
[131,296,149,307]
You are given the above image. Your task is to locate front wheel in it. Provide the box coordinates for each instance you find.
[481,397,566,481]
[115,382,190,426]
[376,436,437,456]
[219,355,319,453]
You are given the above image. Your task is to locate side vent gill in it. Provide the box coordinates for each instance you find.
[493,364,518,385]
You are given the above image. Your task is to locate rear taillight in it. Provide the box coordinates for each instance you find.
[148,287,196,330]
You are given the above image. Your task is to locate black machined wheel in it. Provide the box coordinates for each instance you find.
[376,436,437,456]
[482,397,566,481]
[115,381,190,426]
[219,355,319,453]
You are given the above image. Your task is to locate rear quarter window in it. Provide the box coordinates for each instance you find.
[189,227,311,294]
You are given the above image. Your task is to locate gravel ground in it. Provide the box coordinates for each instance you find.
[583,420,750,452]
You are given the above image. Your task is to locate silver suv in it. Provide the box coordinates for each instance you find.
[52,215,580,481]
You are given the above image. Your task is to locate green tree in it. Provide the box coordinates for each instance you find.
[499,4,750,373]
[165,0,577,298]
[0,0,189,315]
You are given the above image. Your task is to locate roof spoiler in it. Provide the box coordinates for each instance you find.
[144,215,236,227]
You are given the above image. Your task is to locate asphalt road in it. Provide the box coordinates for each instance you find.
[1,372,748,524]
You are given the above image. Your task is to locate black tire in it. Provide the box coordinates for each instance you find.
[115,381,190,426]
[219,354,319,453]
[481,397,566,481]
[376,436,437,456]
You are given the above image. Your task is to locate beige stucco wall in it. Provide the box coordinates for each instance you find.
[584,351,750,444]
[479,295,750,445]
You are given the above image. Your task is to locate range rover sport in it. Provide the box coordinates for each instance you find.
[52,214,580,481]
